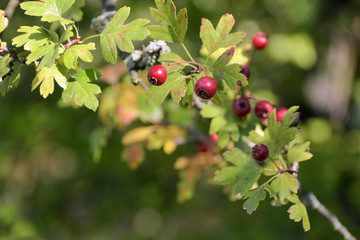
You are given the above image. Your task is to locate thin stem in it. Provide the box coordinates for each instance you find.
[269,157,281,171]
[4,0,19,20]
[72,23,80,38]
[82,34,101,43]
[180,42,196,63]
[299,185,357,240]
[166,61,208,76]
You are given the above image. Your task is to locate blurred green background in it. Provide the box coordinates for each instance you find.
[1,0,360,239]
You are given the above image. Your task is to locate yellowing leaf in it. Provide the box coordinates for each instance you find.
[121,143,145,169]
[32,65,67,98]
[122,126,156,145]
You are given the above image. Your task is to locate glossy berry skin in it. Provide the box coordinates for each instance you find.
[196,142,211,153]
[209,133,218,143]
[233,97,251,118]
[276,107,288,122]
[252,144,269,161]
[195,76,217,99]
[147,65,167,85]
[240,65,250,79]
[254,101,274,119]
[252,32,268,50]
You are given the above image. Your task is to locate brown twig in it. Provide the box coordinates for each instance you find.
[4,0,20,20]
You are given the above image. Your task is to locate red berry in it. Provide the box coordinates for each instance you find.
[147,65,167,85]
[196,142,211,153]
[254,101,274,119]
[209,134,218,143]
[252,144,269,161]
[240,65,250,79]
[276,108,288,122]
[195,76,217,99]
[233,97,251,118]
[252,32,268,50]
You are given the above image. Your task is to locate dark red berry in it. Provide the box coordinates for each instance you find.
[147,65,167,85]
[195,76,217,99]
[196,142,211,153]
[240,65,250,79]
[252,144,269,161]
[254,101,274,119]
[276,107,288,122]
[252,32,268,50]
[233,97,251,118]
[209,134,218,143]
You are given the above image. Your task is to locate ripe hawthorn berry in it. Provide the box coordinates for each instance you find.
[233,97,251,118]
[240,65,250,79]
[254,101,274,119]
[147,65,167,85]
[209,133,218,143]
[252,32,268,50]
[195,76,217,99]
[276,107,288,122]
[196,142,211,153]
[252,144,269,161]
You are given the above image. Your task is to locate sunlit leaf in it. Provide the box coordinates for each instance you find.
[20,0,75,24]
[64,43,96,69]
[287,194,311,231]
[32,65,67,98]
[100,6,149,63]
[243,186,266,214]
[12,26,58,51]
[287,141,313,163]
[0,10,8,34]
[62,69,101,111]
[270,172,298,201]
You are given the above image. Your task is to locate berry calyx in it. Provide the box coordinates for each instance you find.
[254,101,274,119]
[240,65,250,79]
[196,142,211,153]
[195,76,217,99]
[276,107,288,122]
[147,65,167,85]
[233,97,251,118]
[209,134,218,143]
[252,144,269,161]
[252,32,268,50]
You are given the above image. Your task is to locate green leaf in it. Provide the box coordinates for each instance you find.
[287,194,311,231]
[287,141,313,163]
[209,116,227,134]
[214,148,262,195]
[267,106,300,153]
[59,25,74,43]
[63,0,85,22]
[26,44,59,69]
[200,104,224,118]
[158,52,185,63]
[147,71,186,105]
[150,0,188,43]
[100,7,149,64]
[62,69,102,111]
[243,186,266,214]
[270,173,298,201]
[200,13,245,55]
[20,0,75,24]
[170,78,187,103]
[217,130,230,148]
[0,62,24,96]
[32,65,67,98]
[0,54,10,77]
[64,43,96,69]
[12,26,58,51]
[210,47,248,90]
[0,10,8,34]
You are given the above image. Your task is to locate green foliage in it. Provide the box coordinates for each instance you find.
[287,141,313,163]
[270,172,298,201]
[149,0,188,43]
[20,0,75,24]
[200,13,245,55]
[288,194,311,231]
[210,47,248,90]
[214,148,262,195]
[32,65,67,98]
[64,43,95,69]
[0,54,10,77]
[62,69,101,111]
[12,26,58,51]
[243,185,267,214]
[100,6,149,63]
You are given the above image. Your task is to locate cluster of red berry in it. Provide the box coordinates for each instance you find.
[147,32,269,100]
[147,32,277,161]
